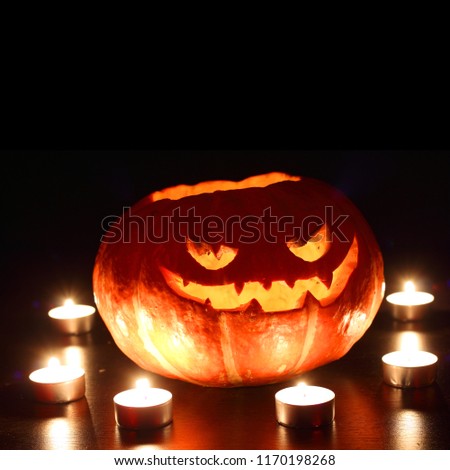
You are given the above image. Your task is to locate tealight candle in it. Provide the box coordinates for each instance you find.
[275,383,335,428]
[386,281,434,321]
[29,357,86,403]
[113,379,173,430]
[382,350,438,388]
[48,299,96,334]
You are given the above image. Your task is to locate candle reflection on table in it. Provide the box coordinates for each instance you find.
[389,409,427,449]
[32,397,97,449]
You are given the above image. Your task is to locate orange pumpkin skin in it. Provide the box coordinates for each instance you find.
[93,173,384,387]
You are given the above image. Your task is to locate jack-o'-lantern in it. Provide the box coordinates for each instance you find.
[93,173,384,387]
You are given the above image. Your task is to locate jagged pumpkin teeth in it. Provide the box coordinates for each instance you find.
[93,172,384,387]
[159,236,359,312]
[234,282,245,295]
[284,279,296,289]
[320,272,333,289]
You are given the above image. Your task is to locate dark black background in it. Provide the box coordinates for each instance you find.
[1,150,449,325]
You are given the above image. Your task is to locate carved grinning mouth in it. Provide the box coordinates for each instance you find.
[160,237,359,313]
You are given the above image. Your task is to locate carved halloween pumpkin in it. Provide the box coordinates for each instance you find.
[93,173,384,387]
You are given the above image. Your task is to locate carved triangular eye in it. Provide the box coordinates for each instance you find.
[287,224,331,262]
[186,240,238,270]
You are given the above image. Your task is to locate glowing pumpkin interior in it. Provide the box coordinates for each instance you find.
[153,173,359,313]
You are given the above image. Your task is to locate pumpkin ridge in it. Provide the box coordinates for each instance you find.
[135,272,208,386]
[218,313,243,384]
[293,294,320,371]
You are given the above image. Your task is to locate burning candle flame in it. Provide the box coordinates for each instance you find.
[64,299,75,307]
[297,381,307,398]
[404,281,416,294]
[399,331,420,353]
[136,378,150,390]
[64,346,82,367]
[136,378,151,401]
[48,357,60,368]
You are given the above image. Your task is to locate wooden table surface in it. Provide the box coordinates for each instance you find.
[1,300,449,451]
